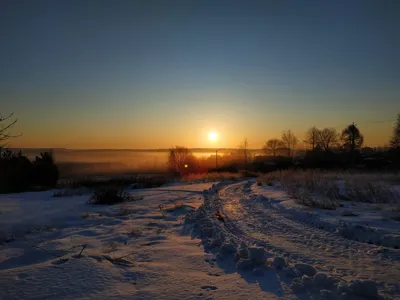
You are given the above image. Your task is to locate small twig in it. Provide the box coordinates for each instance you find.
[28,241,62,258]
[66,244,85,251]
[159,204,165,216]
[116,251,135,260]
[77,244,88,257]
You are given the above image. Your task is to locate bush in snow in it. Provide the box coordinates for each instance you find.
[89,187,132,205]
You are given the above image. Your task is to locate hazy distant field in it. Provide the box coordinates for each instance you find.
[13,149,233,178]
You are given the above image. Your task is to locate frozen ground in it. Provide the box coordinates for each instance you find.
[251,184,400,248]
[1,180,400,299]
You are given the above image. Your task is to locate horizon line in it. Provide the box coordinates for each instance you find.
[8,146,389,152]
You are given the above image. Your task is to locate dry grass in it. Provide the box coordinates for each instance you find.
[183,172,232,183]
[58,175,169,190]
[340,174,397,203]
[103,241,118,253]
[182,172,241,183]
[259,170,400,209]
[53,188,89,197]
[383,205,400,221]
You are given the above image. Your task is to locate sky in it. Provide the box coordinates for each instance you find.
[1,0,399,149]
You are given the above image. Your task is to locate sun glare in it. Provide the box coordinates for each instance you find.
[208,132,217,142]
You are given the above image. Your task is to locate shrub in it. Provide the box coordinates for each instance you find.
[0,149,59,193]
[88,187,132,205]
[0,149,33,193]
[32,152,59,188]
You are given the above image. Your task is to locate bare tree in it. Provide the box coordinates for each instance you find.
[341,123,363,151]
[1,112,20,148]
[168,146,192,174]
[263,138,284,156]
[304,126,320,151]
[390,113,400,148]
[318,128,338,151]
[282,130,298,156]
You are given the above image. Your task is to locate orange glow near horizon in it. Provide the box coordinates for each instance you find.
[7,112,396,150]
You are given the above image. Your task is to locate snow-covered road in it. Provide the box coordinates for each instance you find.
[1,180,399,299]
[218,181,400,286]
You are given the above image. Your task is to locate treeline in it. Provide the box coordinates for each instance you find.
[259,117,400,172]
[0,112,59,193]
[0,149,59,193]
[169,116,400,175]
[1,111,399,186]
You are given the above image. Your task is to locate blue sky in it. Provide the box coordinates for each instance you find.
[1,0,399,148]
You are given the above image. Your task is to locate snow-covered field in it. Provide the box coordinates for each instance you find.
[1,179,400,299]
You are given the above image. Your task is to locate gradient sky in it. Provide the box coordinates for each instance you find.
[1,0,399,149]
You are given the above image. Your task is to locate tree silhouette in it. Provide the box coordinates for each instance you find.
[282,130,298,156]
[390,113,400,149]
[319,128,339,151]
[168,146,192,175]
[263,139,284,156]
[341,123,363,151]
[0,112,20,148]
[304,127,320,151]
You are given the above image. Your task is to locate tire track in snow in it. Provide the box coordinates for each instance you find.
[216,181,400,286]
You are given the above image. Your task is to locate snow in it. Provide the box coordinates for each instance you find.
[1,180,399,299]
[251,183,400,248]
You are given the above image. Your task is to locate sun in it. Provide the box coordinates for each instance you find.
[208,132,217,142]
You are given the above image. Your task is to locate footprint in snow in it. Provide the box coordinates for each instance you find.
[51,258,69,265]
[201,285,218,291]
[204,258,216,262]
[16,273,29,280]
[207,272,221,277]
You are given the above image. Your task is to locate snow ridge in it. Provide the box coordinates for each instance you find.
[185,180,400,299]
